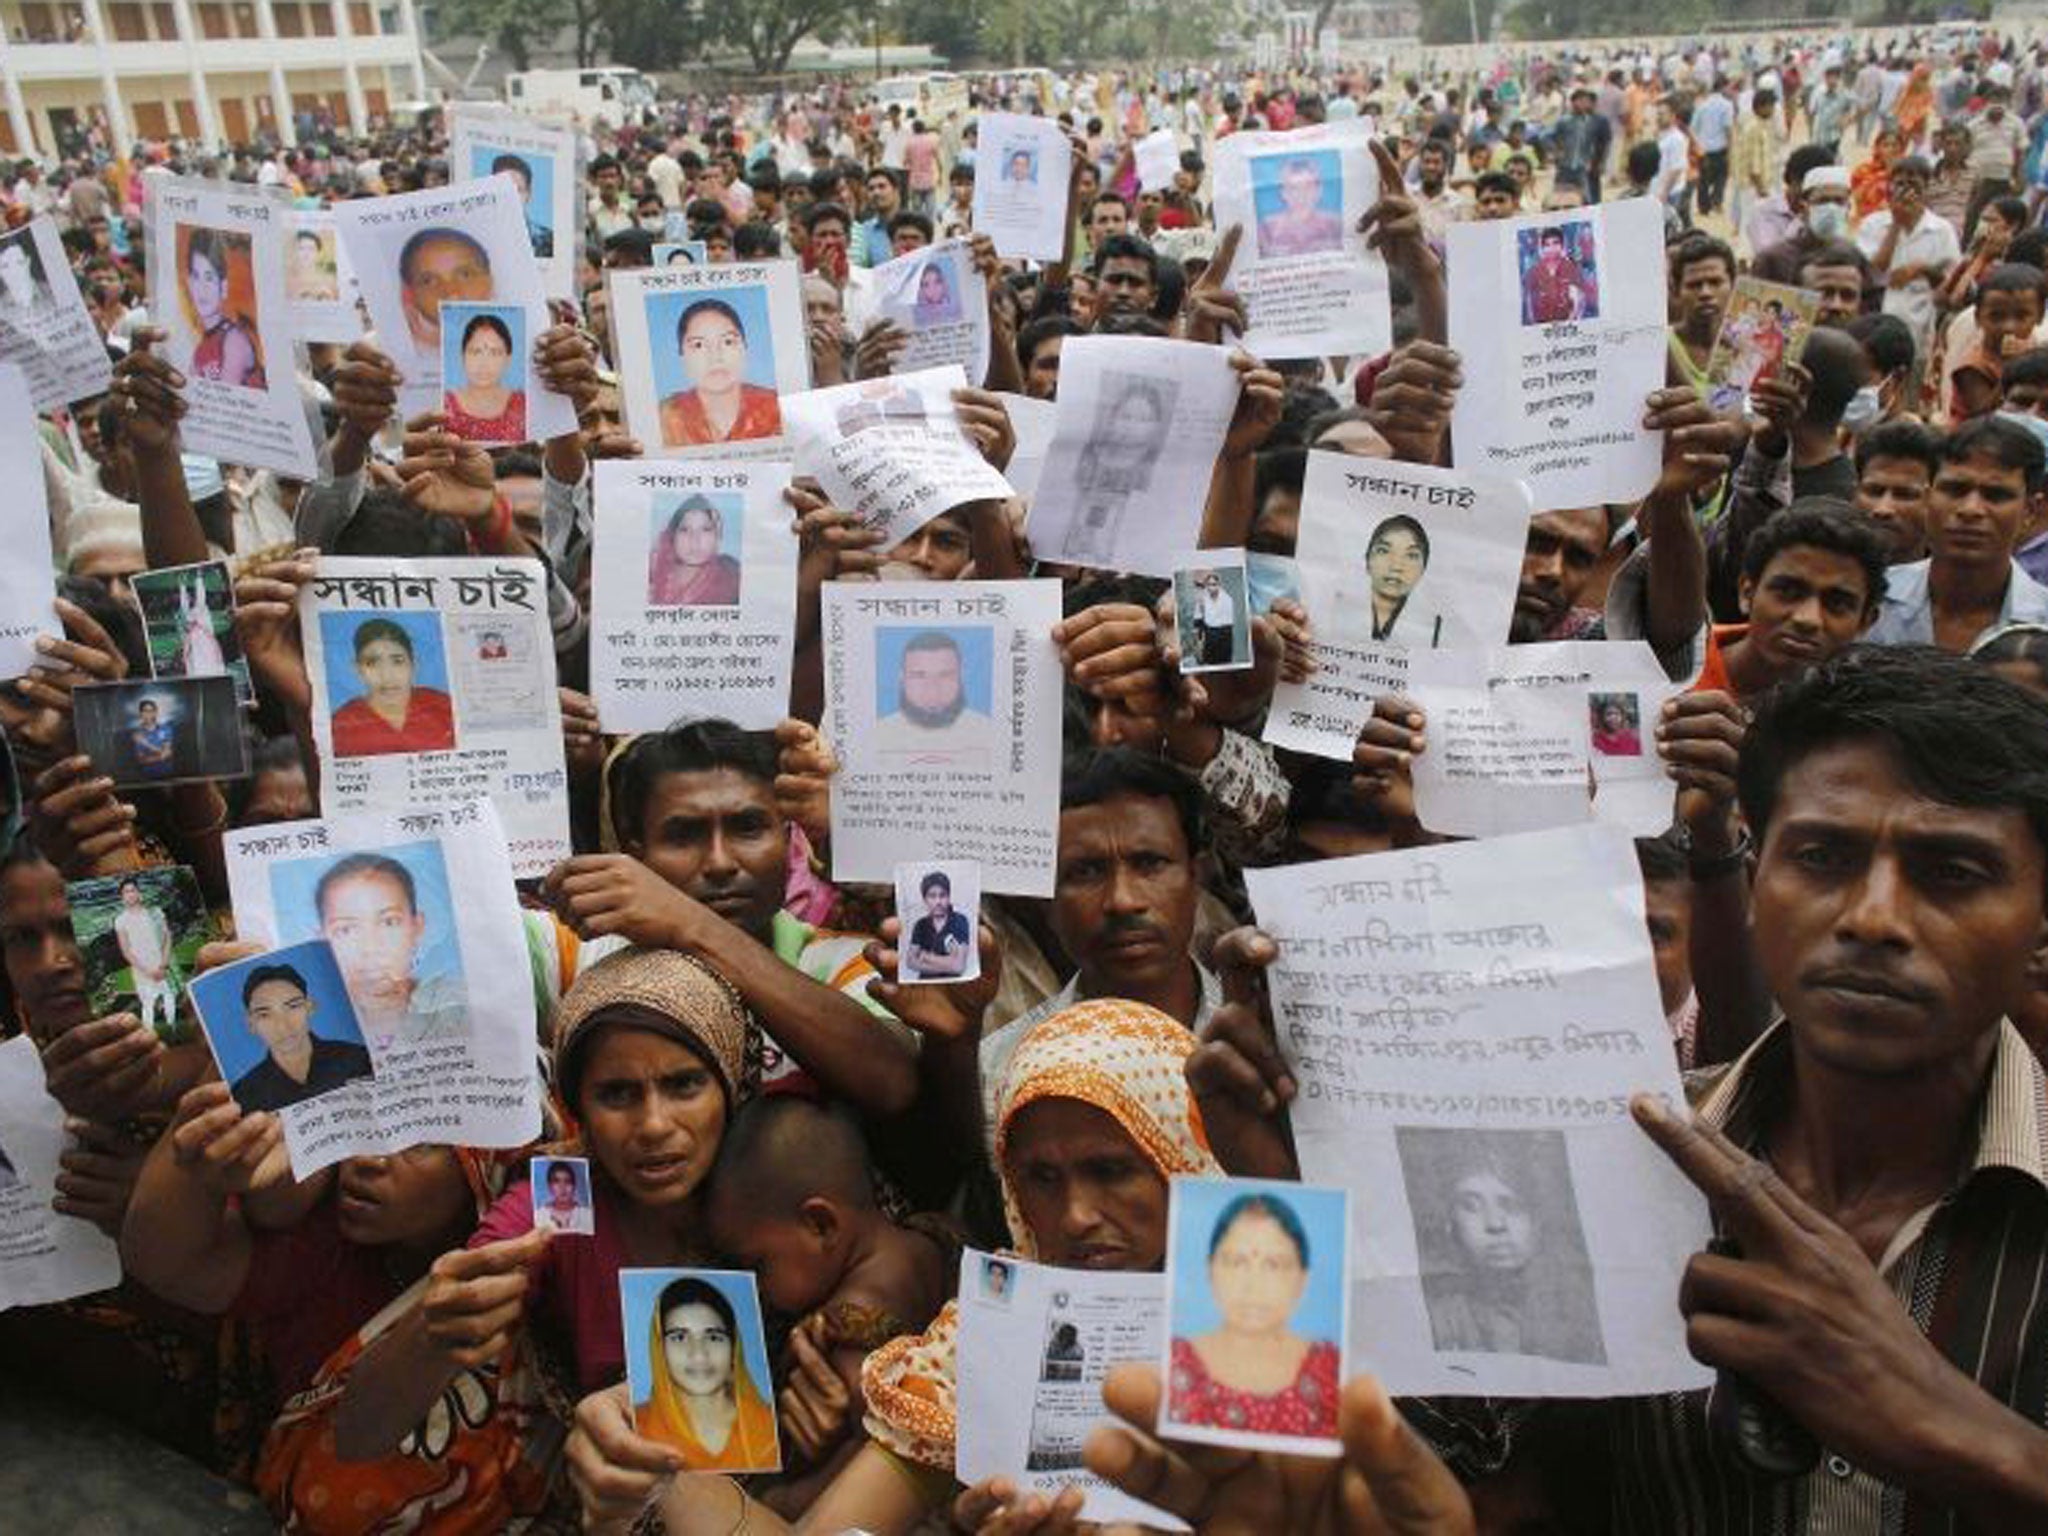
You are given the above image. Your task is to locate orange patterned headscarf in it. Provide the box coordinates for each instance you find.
[860,999,1220,1472]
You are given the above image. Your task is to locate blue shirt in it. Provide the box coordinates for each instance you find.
[1863,557,2048,649]
[1692,94,1736,153]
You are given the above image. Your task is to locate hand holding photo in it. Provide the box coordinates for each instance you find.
[893,859,981,984]
[72,675,249,789]
[1706,277,1818,413]
[531,1153,594,1236]
[1160,1175,1349,1456]
[620,1268,782,1473]
[190,939,374,1115]
[132,560,254,707]
[66,866,209,1043]
[439,301,529,445]
[1172,557,1252,673]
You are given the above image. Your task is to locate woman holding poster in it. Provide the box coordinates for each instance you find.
[659,298,782,447]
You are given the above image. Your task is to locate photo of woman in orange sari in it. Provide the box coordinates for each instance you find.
[632,1274,780,1473]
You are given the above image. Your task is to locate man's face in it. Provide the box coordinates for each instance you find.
[246,978,313,1055]
[803,276,843,336]
[900,643,965,720]
[923,884,952,922]
[1800,261,1863,325]
[138,702,157,726]
[320,870,423,1016]
[1476,185,1519,219]
[1051,793,1197,994]
[1740,545,1876,675]
[1095,255,1155,318]
[627,767,789,943]
[1281,165,1321,214]
[1928,450,2031,567]
[809,218,848,271]
[1752,740,2046,1078]
[1855,454,1933,561]
[883,508,972,581]
[1135,190,1162,227]
[1418,147,1448,189]
[120,883,140,907]
[1890,169,1927,221]
[1090,200,1128,244]
[891,222,927,256]
[1675,256,1732,335]
[1643,877,1692,1017]
[866,175,898,216]
[1511,508,1606,640]
[1979,288,2043,360]
[404,235,491,326]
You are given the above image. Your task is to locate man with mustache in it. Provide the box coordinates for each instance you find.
[976,748,1213,1140]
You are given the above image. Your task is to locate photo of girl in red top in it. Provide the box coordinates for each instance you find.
[328,615,457,758]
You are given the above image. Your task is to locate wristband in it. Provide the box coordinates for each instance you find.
[470,489,515,556]
[1687,828,1753,881]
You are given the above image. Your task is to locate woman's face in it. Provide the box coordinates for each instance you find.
[576,1024,727,1211]
[918,266,949,306]
[1003,1098,1169,1271]
[672,507,720,567]
[1367,527,1426,600]
[335,1145,470,1250]
[1208,1208,1309,1336]
[682,311,746,393]
[354,636,415,705]
[660,1300,735,1398]
[0,860,88,1037]
[1601,702,1626,732]
[547,1165,577,1206]
[188,251,225,324]
[1449,1170,1535,1272]
[463,325,511,389]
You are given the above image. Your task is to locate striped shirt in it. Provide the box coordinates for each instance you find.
[1414,1019,2048,1534]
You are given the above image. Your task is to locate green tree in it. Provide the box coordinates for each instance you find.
[717,0,862,74]
[436,0,570,70]
[602,0,710,68]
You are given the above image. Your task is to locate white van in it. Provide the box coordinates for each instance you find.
[872,72,969,125]
[505,68,656,129]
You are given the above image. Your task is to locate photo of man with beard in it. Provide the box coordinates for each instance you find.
[873,629,993,769]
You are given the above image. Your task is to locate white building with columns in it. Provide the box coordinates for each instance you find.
[0,0,426,155]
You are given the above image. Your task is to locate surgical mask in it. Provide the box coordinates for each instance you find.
[1806,202,1849,240]
[638,216,666,233]
[1841,383,1883,434]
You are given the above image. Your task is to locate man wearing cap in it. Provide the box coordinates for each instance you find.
[1744,145,1841,268]
[1753,166,1858,288]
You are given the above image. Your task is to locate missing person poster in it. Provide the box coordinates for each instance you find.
[0,364,58,679]
[448,105,579,303]
[1211,120,1391,360]
[869,240,990,382]
[224,798,543,1177]
[1243,827,1712,1397]
[955,1250,1186,1530]
[0,1035,122,1311]
[972,113,1073,262]
[283,207,362,345]
[0,215,112,409]
[589,458,798,732]
[333,175,575,439]
[608,261,810,462]
[821,579,1063,896]
[783,366,1014,549]
[298,556,570,876]
[1027,336,1238,577]
[1447,198,1666,513]
[142,176,319,478]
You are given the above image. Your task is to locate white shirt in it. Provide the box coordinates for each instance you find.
[1857,208,1960,351]
[1199,585,1236,630]
[1656,127,1690,198]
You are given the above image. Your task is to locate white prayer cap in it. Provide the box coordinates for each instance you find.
[1802,166,1851,194]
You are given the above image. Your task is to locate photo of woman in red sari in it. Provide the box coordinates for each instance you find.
[328,616,457,758]
[180,225,266,390]
[646,494,742,607]
[657,297,782,448]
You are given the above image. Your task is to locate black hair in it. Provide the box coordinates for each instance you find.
[1891,154,1933,182]
[1738,645,2048,867]
[1016,313,1081,375]
[1091,189,1130,214]
[1942,413,2047,495]
[1669,232,1736,285]
[708,1093,874,1222]
[1091,231,1156,281]
[460,310,512,354]
[1988,194,2031,233]
[732,221,780,260]
[1844,311,1915,379]
[1798,238,1867,280]
[2004,347,2048,391]
[1626,141,1662,185]
[1634,827,1689,884]
[185,226,241,282]
[653,1275,740,1354]
[1855,417,1941,476]
[1208,1192,1309,1267]
[2010,229,2048,271]
[397,226,489,287]
[1739,497,1889,612]
[919,870,950,897]
[1800,326,1870,428]
[241,961,308,1007]
[1474,170,1519,200]
[545,1159,579,1184]
[351,616,414,661]
[676,297,745,351]
[1368,513,1432,568]
[1059,746,1203,855]
[1972,624,2048,690]
[489,152,533,187]
[314,851,419,921]
[886,210,934,244]
[1784,142,1835,189]
[1979,262,2047,307]
[606,718,778,849]
[337,487,470,559]
[801,199,850,234]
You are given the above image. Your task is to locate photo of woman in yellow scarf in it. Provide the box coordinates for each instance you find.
[630,1271,782,1473]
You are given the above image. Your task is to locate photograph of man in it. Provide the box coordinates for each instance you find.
[0,227,55,323]
[1520,223,1598,325]
[310,849,467,1054]
[287,226,339,303]
[980,1255,1014,1301]
[1254,154,1346,259]
[396,226,493,354]
[182,227,265,389]
[657,296,783,448]
[73,676,245,788]
[113,877,176,1036]
[905,870,971,978]
[874,629,993,766]
[531,1155,595,1235]
[1180,567,1244,668]
[1003,146,1037,185]
[492,152,553,259]
[130,697,175,778]
[224,959,373,1114]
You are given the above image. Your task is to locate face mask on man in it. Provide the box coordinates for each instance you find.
[1807,202,1850,240]
[639,215,666,233]
[1840,383,1883,434]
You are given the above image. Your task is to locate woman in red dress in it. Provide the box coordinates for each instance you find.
[442,309,527,444]
[1169,1192,1341,1439]
[658,298,782,448]
[330,617,456,758]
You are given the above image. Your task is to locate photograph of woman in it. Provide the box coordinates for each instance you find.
[180,226,265,390]
[912,258,960,326]
[630,1273,781,1472]
[1365,514,1441,645]
[657,297,783,448]
[1166,1186,1344,1445]
[0,228,55,323]
[645,494,742,607]
[1401,1126,1606,1365]
[177,571,226,677]
[327,615,458,758]
[1589,693,1643,756]
[440,306,527,445]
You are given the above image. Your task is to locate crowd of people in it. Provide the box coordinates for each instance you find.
[5,16,2048,1536]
